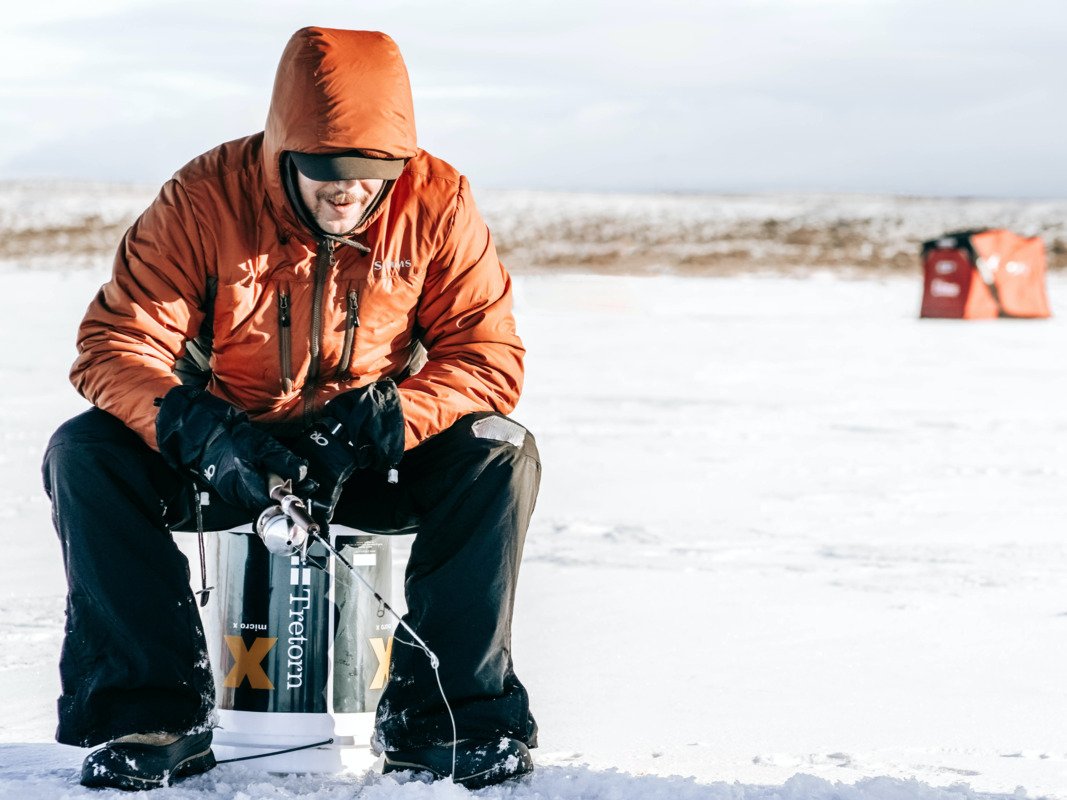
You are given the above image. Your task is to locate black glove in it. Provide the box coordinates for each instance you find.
[290,417,360,523]
[322,379,405,472]
[156,385,313,512]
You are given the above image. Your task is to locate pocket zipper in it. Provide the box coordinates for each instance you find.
[336,289,360,379]
[278,288,293,393]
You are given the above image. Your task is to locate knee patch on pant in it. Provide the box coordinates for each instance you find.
[470,415,527,448]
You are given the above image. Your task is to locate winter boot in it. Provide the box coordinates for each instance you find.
[383,737,533,789]
[80,730,216,790]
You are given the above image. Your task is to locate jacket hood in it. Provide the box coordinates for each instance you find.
[262,28,418,231]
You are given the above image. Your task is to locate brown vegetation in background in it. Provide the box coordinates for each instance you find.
[2,187,1064,275]
[492,215,1067,276]
[493,217,936,276]
[0,216,130,264]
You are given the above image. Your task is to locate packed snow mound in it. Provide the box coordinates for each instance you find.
[0,746,1029,800]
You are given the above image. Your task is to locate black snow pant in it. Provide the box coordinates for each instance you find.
[42,407,540,750]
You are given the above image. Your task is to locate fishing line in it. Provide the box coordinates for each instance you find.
[215,738,334,764]
[308,529,459,781]
[257,478,459,781]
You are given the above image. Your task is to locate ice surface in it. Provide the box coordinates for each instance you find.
[1,211,1065,797]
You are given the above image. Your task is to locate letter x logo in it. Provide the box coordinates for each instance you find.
[369,637,393,690]
[223,635,277,690]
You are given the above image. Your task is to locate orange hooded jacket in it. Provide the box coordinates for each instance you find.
[71,28,524,452]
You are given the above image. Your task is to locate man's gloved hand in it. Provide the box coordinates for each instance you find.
[290,418,359,523]
[156,385,313,512]
[323,379,405,472]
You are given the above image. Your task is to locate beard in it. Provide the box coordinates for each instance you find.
[310,190,373,234]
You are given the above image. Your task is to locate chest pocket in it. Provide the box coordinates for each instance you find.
[277,283,293,393]
[335,283,361,380]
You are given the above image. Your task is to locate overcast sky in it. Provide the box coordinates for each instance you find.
[1,0,1064,197]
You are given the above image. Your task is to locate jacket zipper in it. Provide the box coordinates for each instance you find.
[335,289,360,379]
[302,239,336,423]
[278,287,293,393]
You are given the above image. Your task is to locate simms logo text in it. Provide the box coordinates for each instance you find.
[373,259,412,271]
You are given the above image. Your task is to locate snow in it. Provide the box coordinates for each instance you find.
[0,750,1033,800]
[2,197,1067,797]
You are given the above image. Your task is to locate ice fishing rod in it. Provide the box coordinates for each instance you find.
[256,476,459,779]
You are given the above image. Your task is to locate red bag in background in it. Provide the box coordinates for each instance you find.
[920,229,1051,319]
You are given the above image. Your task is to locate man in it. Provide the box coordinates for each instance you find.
[41,27,539,791]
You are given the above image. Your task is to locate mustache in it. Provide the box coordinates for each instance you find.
[317,190,362,204]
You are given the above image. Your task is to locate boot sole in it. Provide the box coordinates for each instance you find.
[383,751,533,790]
[81,748,216,791]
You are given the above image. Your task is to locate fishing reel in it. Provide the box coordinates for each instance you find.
[255,476,321,556]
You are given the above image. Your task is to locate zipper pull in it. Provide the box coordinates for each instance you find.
[279,292,291,326]
[326,239,337,267]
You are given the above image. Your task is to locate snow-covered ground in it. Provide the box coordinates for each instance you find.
[2,263,1067,796]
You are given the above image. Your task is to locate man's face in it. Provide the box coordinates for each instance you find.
[295,172,384,235]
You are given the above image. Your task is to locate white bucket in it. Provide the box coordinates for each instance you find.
[178,525,396,772]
